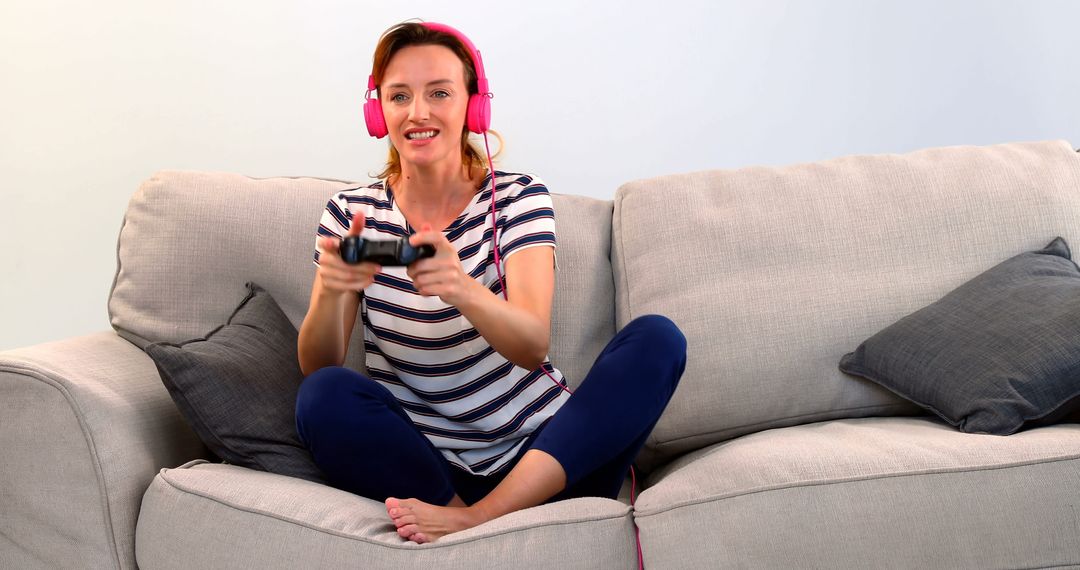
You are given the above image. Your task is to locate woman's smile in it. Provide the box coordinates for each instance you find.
[404,127,441,147]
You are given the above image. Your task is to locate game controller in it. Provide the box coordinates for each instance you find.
[339,236,436,266]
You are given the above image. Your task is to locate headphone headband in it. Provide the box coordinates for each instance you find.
[418,22,489,97]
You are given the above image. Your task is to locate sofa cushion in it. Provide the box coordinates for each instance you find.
[144,282,325,483]
[840,236,1080,435]
[108,171,614,390]
[634,417,1080,569]
[135,461,637,569]
[612,140,1080,470]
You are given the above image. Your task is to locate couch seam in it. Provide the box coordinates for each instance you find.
[0,359,123,570]
[634,453,1080,518]
[613,188,633,327]
[153,468,634,551]
[106,209,127,330]
[247,173,359,184]
[150,169,360,185]
[650,403,920,448]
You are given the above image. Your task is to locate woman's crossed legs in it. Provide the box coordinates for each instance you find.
[295,315,687,543]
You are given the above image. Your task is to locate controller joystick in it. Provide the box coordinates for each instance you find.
[340,236,436,266]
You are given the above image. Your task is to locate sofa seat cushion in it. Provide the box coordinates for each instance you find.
[635,417,1080,569]
[136,461,638,569]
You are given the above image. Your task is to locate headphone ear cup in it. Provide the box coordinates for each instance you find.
[364,97,388,138]
[466,93,490,134]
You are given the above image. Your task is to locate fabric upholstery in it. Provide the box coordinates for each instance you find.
[136,461,638,569]
[546,195,616,389]
[840,236,1080,435]
[612,140,1080,470]
[107,171,615,390]
[144,283,325,483]
[107,172,368,369]
[635,417,1080,569]
[8,142,1080,570]
[0,332,205,570]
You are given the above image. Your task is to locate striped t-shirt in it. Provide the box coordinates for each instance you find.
[312,171,570,476]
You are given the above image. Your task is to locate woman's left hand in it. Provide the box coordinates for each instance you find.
[407,224,477,307]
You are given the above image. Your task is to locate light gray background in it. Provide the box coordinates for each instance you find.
[2,0,1078,352]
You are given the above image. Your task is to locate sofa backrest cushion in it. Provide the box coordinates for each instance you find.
[108,171,615,388]
[612,140,1080,470]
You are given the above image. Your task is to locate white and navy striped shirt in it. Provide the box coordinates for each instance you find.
[313,171,570,476]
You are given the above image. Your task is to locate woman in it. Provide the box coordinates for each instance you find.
[295,21,686,544]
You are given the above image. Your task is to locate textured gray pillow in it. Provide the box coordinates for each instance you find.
[839,237,1080,435]
[144,283,326,483]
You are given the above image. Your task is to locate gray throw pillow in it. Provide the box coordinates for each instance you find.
[839,237,1080,435]
[144,282,326,483]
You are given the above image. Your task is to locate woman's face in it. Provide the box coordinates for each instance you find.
[380,44,470,171]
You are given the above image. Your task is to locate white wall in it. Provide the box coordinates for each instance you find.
[1,0,1078,352]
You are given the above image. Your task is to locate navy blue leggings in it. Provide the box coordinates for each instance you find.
[295,315,686,506]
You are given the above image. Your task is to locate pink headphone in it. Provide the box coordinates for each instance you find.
[363,22,492,138]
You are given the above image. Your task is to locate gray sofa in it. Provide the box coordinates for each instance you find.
[4,139,1080,569]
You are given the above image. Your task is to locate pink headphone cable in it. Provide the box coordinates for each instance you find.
[482,131,645,570]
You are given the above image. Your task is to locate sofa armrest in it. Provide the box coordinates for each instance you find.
[0,331,206,570]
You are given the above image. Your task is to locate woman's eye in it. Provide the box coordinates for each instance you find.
[432,90,450,99]
[390,93,408,103]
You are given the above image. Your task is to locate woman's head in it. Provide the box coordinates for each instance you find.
[371,22,493,181]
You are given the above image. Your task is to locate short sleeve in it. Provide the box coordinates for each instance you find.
[497,175,557,264]
[313,192,353,267]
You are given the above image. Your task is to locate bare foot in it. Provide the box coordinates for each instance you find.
[385,497,489,544]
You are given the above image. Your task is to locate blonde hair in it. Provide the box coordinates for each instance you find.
[369,22,503,182]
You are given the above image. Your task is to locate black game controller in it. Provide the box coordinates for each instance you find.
[340,236,436,266]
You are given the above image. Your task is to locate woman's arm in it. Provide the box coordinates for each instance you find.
[297,273,361,376]
[408,226,554,370]
[297,216,379,376]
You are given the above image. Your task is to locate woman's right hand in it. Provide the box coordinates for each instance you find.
[317,214,382,295]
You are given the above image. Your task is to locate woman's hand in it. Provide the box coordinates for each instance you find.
[407,223,554,369]
[407,224,477,306]
[317,214,381,296]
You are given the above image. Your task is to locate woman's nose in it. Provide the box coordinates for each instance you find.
[408,97,430,121]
